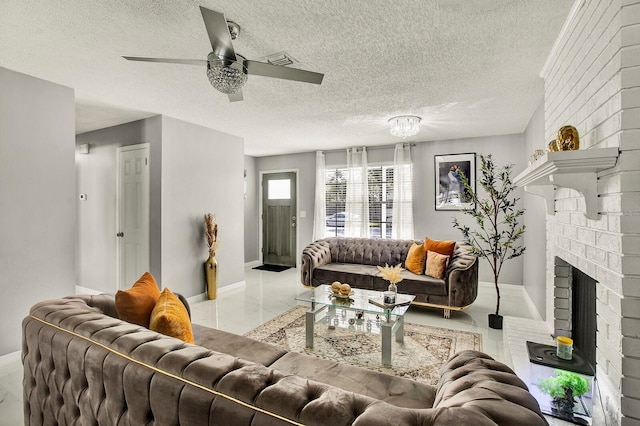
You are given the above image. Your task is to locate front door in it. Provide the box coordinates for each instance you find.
[262,172,296,266]
[117,144,150,289]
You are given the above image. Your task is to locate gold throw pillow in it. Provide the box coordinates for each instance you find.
[115,272,161,328]
[150,288,194,344]
[404,242,426,275]
[424,237,455,258]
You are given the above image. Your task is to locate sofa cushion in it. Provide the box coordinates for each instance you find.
[150,288,194,343]
[384,272,447,297]
[270,351,437,409]
[315,263,448,296]
[425,251,449,279]
[404,242,425,275]
[424,237,455,257]
[192,323,287,367]
[115,272,161,327]
[314,263,377,289]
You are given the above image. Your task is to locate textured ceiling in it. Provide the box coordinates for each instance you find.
[0,0,573,157]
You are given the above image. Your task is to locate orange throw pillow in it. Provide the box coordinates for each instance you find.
[425,251,450,279]
[115,272,161,327]
[150,288,194,344]
[424,237,455,258]
[405,243,426,275]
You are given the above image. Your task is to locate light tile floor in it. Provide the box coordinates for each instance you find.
[0,266,579,425]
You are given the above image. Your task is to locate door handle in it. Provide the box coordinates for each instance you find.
[117,232,124,237]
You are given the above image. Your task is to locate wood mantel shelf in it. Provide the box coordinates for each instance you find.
[513,148,619,220]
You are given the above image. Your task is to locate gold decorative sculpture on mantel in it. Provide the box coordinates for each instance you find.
[204,213,219,300]
[548,125,580,152]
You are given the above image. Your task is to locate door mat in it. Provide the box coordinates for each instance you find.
[252,264,292,272]
[244,305,482,386]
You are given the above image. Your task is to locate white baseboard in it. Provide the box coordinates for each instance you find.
[478,281,543,321]
[188,280,247,304]
[186,293,207,305]
[220,280,246,294]
[245,260,261,268]
[0,350,21,367]
[75,285,103,295]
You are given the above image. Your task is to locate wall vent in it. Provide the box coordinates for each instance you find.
[264,51,296,66]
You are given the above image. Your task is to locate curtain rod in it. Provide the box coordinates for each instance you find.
[321,143,415,154]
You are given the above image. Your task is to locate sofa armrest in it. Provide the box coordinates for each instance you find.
[431,350,548,425]
[444,249,479,308]
[300,240,332,286]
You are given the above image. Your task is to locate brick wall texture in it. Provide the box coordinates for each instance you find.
[544,1,640,424]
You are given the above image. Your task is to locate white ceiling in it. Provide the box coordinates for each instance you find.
[0,0,573,157]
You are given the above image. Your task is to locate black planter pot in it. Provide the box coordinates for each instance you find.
[488,313,503,329]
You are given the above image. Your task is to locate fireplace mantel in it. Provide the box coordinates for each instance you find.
[513,148,619,220]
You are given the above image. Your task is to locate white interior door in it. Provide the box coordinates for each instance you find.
[117,144,150,289]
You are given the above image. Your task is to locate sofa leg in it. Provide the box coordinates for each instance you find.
[443,309,451,319]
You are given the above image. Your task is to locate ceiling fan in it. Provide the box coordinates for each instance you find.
[123,6,324,102]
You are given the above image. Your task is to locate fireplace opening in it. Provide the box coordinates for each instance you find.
[571,267,596,368]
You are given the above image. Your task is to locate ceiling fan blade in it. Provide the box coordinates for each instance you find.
[228,91,243,102]
[199,6,236,62]
[245,60,324,85]
[123,56,206,66]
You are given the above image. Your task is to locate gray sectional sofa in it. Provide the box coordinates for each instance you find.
[301,237,479,317]
[22,294,548,425]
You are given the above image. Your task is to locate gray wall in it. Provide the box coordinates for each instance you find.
[76,117,162,292]
[160,116,244,297]
[0,67,76,355]
[76,115,243,298]
[412,134,525,285]
[244,155,259,262]
[522,102,548,319]
[248,135,526,285]
[254,152,317,265]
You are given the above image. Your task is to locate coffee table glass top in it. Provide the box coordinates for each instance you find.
[296,284,415,317]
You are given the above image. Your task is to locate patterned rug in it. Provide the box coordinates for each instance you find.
[244,305,482,386]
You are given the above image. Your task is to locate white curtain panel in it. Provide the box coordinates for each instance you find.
[391,143,414,239]
[345,147,370,237]
[312,151,326,241]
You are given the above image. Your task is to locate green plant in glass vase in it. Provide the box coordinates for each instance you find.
[538,370,589,418]
[452,154,526,329]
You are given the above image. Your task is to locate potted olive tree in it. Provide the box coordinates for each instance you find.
[452,154,525,329]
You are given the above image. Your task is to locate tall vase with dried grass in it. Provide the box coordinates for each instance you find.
[204,213,219,300]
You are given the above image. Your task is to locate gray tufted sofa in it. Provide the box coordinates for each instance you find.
[22,295,548,426]
[301,237,479,317]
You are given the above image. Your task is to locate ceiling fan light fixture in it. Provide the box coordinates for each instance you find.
[388,115,421,138]
[206,59,247,95]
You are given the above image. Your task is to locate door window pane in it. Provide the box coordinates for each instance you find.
[268,179,291,200]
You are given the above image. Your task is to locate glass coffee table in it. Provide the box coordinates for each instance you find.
[296,284,415,366]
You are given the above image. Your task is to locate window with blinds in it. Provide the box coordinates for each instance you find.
[324,165,411,238]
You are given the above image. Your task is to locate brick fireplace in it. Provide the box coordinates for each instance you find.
[522,1,640,424]
[545,175,639,424]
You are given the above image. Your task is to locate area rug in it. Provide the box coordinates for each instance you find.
[244,305,482,386]
[252,264,291,272]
